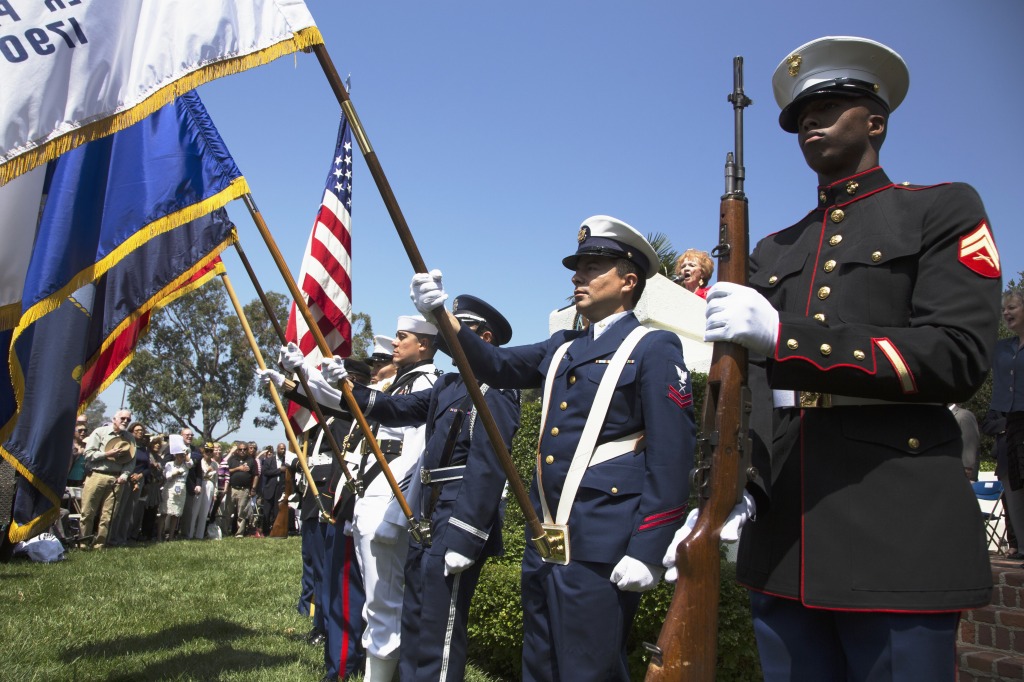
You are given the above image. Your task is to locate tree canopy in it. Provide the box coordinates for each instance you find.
[122,281,288,442]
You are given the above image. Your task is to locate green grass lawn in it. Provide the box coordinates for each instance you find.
[0,537,500,681]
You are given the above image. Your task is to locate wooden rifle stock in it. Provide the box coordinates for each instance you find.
[645,57,752,682]
[269,466,293,538]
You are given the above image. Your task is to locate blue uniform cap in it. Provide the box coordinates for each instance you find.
[452,294,512,346]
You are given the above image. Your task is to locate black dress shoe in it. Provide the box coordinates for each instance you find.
[1007,552,1024,560]
[309,633,326,647]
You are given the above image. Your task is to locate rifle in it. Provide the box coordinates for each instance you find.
[644,56,754,682]
[269,458,293,538]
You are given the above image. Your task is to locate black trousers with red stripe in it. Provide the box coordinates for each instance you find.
[323,523,365,679]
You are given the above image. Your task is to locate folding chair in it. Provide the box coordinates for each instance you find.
[63,486,87,547]
[973,480,1007,556]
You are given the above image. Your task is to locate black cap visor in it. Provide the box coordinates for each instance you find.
[779,78,889,133]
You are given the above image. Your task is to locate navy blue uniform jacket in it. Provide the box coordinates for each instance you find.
[454,313,695,566]
[352,374,520,561]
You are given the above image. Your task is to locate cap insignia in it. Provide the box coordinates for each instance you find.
[787,54,802,77]
[578,226,589,244]
[452,298,460,312]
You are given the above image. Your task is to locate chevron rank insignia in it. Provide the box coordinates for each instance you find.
[959,221,1000,278]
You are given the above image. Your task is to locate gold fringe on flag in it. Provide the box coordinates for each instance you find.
[0,181,249,542]
[0,26,324,187]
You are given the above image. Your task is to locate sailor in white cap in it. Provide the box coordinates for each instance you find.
[688,36,1000,680]
[278,313,439,682]
[367,334,396,385]
[411,215,696,681]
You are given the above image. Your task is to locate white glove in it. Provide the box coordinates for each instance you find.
[301,368,343,409]
[410,269,448,315]
[704,282,780,356]
[322,355,349,387]
[256,368,285,389]
[373,519,405,546]
[444,550,476,577]
[610,555,664,592]
[343,521,354,537]
[663,492,756,582]
[279,342,307,375]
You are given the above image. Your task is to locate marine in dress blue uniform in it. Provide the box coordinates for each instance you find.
[415,217,696,681]
[707,37,1002,681]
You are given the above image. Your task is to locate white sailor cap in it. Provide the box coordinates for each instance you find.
[772,36,909,133]
[370,335,394,361]
[396,314,437,336]
[563,215,660,279]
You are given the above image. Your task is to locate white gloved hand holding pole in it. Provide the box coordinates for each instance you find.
[256,368,285,389]
[302,367,343,408]
[609,555,664,592]
[409,269,448,316]
[322,355,349,388]
[663,492,756,582]
[279,342,308,375]
[704,282,780,356]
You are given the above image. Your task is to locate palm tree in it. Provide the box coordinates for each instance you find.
[646,232,679,278]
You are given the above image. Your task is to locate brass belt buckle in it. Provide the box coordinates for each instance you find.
[798,391,832,408]
[541,523,570,565]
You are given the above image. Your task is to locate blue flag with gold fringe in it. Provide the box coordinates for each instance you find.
[1,91,244,541]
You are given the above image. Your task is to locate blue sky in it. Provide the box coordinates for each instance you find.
[101,0,1024,443]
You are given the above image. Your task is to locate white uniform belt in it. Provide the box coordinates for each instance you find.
[774,390,938,409]
[420,465,466,485]
[590,431,646,466]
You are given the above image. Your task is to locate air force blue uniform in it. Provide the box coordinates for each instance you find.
[454,314,695,681]
[349,366,520,681]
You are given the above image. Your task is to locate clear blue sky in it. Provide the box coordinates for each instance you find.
[100,0,1024,444]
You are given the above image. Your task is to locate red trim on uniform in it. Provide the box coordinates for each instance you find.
[893,181,951,192]
[639,511,685,532]
[740,583,802,601]
[644,505,686,523]
[773,354,878,375]
[833,183,893,207]
[804,215,828,316]
[872,337,918,394]
[801,601,967,614]
[799,412,807,601]
[667,386,693,409]
[639,505,686,531]
[336,538,352,675]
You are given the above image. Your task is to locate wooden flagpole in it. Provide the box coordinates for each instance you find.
[219,270,331,523]
[308,43,550,557]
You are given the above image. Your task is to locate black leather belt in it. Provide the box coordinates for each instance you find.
[378,439,403,456]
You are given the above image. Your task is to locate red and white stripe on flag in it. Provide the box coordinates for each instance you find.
[285,115,354,432]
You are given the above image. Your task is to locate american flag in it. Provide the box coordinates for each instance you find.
[285,115,354,430]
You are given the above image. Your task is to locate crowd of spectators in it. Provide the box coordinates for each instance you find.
[62,415,300,548]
